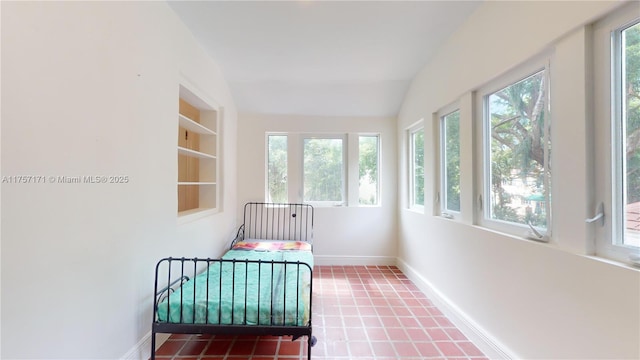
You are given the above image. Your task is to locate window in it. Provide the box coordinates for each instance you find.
[359,135,379,205]
[267,134,288,203]
[615,20,640,249]
[303,136,345,205]
[440,109,461,217]
[593,4,640,262]
[479,63,551,239]
[266,133,380,207]
[409,125,425,209]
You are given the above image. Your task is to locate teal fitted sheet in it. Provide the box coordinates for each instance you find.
[156,249,313,327]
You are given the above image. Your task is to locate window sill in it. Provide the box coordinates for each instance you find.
[476,218,550,243]
[407,206,425,214]
[471,224,640,271]
[584,255,640,272]
[593,242,640,269]
[471,223,553,247]
[306,203,345,208]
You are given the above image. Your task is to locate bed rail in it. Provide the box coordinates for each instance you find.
[155,275,189,309]
[233,202,314,247]
[151,256,315,359]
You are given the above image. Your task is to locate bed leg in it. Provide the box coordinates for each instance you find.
[307,335,316,359]
[150,332,156,360]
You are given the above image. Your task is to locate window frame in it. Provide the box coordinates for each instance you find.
[301,133,347,207]
[408,122,425,212]
[475,55,552,239]
[592,3,640,263]
[438,104,462,220]
[265,132,384,208]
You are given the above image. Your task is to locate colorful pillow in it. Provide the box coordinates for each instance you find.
[232,240,312,252]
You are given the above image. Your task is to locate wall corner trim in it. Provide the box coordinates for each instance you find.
[121,331,170,360]
[397,258,517,360]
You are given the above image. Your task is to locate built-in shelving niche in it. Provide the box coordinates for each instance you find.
[177,84,219,219]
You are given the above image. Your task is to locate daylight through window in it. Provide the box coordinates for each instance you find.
[616,20,640,247]
[441,110,461,214]
[359,135,379,205]
[410,127,425,208]
[267,135,288,203]
[303,137,345,205]
[485,69,551,232]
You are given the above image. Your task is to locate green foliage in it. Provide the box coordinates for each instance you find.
[359,136,378,180]
[267,135,288,203]
[303,138,344,202]
[359,136,378,205]
[488,70,549,228]
[444,111,461,212]
[413,130,425,206]
[625,22,640,204]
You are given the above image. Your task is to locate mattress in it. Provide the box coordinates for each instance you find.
[156,247,313,327]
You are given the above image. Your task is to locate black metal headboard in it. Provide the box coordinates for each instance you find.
[239,202,314,243]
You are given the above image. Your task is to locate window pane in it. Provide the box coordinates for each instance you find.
[413,129,425,206]
[487,70,549,229]
[443,111,461,212]
[359,135,379,205]
[622,21,640,247]
[303,138,344,203]
[267,135,288,203]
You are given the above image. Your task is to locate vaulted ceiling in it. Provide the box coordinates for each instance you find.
[168,1,481,117]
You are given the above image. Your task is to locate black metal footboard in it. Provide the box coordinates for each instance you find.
[151,257,315,359]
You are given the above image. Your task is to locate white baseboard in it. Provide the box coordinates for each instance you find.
[313,255,396,266]
[396,258,516,360]
[121,331,170,360]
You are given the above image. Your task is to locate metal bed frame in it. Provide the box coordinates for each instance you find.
[232,202,314,246]
[151,203,315,359]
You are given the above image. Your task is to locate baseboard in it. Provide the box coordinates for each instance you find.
[313,255,396,266]
[396,258,516,360]
[121,331,170,360]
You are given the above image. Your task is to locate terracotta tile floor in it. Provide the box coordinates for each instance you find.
[153,265,488,359]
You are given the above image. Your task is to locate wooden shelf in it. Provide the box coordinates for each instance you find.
[178,182,216,186]
[178,207,212,215]
[178,146,216,159]
[179,114,217,136]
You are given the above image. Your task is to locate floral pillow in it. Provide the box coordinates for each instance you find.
[232,240,312,252]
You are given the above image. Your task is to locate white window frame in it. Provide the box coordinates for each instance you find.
[301,134,347,207]
[438,104,462,220]
[357,133,381,207]
[592,2,640,263]
[265,132,383,208]
[408,122,425,212]
[475,55,552,240]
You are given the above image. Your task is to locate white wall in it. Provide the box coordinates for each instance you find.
[1,2,238,358]
[237,113,397,264]
[397,1,640,359]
